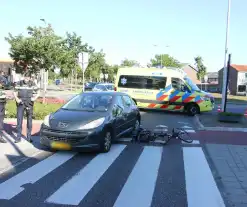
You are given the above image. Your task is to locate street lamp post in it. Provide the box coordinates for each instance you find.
[204,75,208,91]
[221,0,231,112]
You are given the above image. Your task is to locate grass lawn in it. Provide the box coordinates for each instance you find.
[212,93,247,104]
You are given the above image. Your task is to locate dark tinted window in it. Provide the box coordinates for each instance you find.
[118,75,167,90]
[106,85,114,90]
[171,78,183,90]
[238,85,246,92]
[95,85,106,90]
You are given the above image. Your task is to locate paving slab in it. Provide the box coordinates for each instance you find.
[204,144,247,206]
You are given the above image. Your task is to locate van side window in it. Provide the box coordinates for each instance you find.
[171,78,183,90]
[118,75,167,90]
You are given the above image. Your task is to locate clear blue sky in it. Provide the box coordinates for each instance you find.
[0,0,245,72]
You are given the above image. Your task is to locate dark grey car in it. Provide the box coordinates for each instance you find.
[40,92,141,153]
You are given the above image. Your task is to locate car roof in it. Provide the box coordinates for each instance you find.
[82,91,128,96]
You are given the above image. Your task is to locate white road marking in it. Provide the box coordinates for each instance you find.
[184,129,195,133]
[154,140,166,144]
[182,125,192,128]
[0,152,76,200]
[183,147,225,207]
[156,125,168,128]
[113,146,162,207]
[182,140,200,144]
[0,151,44,175]
[119,138,132,142]
[46,144,126,205]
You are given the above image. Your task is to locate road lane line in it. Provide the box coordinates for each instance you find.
[183,147,225,207]
[113,146,162,207]
[119,138,132,142]
[46,144,126,205]
[182,140,200,144]
[0,151,77,200]
[0,150,45,175]
[185,129,195,133]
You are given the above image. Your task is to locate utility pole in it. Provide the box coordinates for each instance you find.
[78,52,89,92]
[221,0,231,111]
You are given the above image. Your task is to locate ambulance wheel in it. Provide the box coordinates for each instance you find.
[186,103,200,116]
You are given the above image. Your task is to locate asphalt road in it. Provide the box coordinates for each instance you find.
[0,110,229,207]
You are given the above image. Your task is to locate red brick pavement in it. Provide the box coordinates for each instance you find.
[4,122,41,137]
[190,131,247,145]
[3,120,247,145]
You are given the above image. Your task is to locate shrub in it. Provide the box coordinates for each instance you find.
[218,112,243,117]
[5,100,63,120]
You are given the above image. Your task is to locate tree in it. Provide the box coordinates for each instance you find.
[121,58,139,67]
[85,50,106,81]
[5,25,94,78]
[150,54,181,68]
[5,24,63,75]
[194,56,207,81]
[59,32,94,77]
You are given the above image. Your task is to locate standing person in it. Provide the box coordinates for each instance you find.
[0,85,7,143]
[13,72,40,143]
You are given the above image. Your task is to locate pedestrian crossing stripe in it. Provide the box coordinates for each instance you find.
[0,145,225,207]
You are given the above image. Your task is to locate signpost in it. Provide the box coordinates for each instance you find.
[78,52,89,92]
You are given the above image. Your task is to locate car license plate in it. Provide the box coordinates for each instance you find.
[51,141,71,150]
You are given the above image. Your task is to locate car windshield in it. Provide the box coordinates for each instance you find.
[184,76,200,91]
[62,94,113,111]
[86,82,96,87]
[106,85,114,90]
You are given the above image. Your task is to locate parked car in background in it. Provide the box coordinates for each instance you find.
[84,82,98,91]
[40,92,141,153]
[92,83,114,92]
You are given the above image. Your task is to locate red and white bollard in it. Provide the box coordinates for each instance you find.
[217,105,221,113]
[244,109,247,118]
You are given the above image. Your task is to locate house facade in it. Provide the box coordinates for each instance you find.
[181,64,201,84]
[218,64,247,95]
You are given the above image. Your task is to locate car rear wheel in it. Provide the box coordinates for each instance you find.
[187,103,200,116]
[100,131,112,153]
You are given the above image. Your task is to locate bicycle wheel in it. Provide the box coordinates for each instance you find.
[175,128,193,143]
[154,134,172,145]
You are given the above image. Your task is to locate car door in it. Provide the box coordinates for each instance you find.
[112,95,128,136]
[122,95,137,128]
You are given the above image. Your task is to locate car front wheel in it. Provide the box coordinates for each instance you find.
[100,131,112,153]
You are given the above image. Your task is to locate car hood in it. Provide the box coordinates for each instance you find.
[199,90,214,98]
[49,109,107,130]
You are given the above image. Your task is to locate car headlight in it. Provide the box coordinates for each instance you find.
[43,114,50,127]
[79,117,105,130]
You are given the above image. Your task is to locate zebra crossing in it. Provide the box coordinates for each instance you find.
[0,144,225,207]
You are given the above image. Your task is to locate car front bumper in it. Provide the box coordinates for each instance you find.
[40,124,104,151]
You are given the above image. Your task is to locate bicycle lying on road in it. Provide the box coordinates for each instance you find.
[132,126,193,145]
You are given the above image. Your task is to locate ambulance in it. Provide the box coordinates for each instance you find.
[114,67,214,116]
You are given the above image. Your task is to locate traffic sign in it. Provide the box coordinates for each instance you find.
[78,52,89,71]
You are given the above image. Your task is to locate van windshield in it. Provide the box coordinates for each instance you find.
[184,77,200,91]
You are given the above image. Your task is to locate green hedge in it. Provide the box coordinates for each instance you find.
[5,100,63,120]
